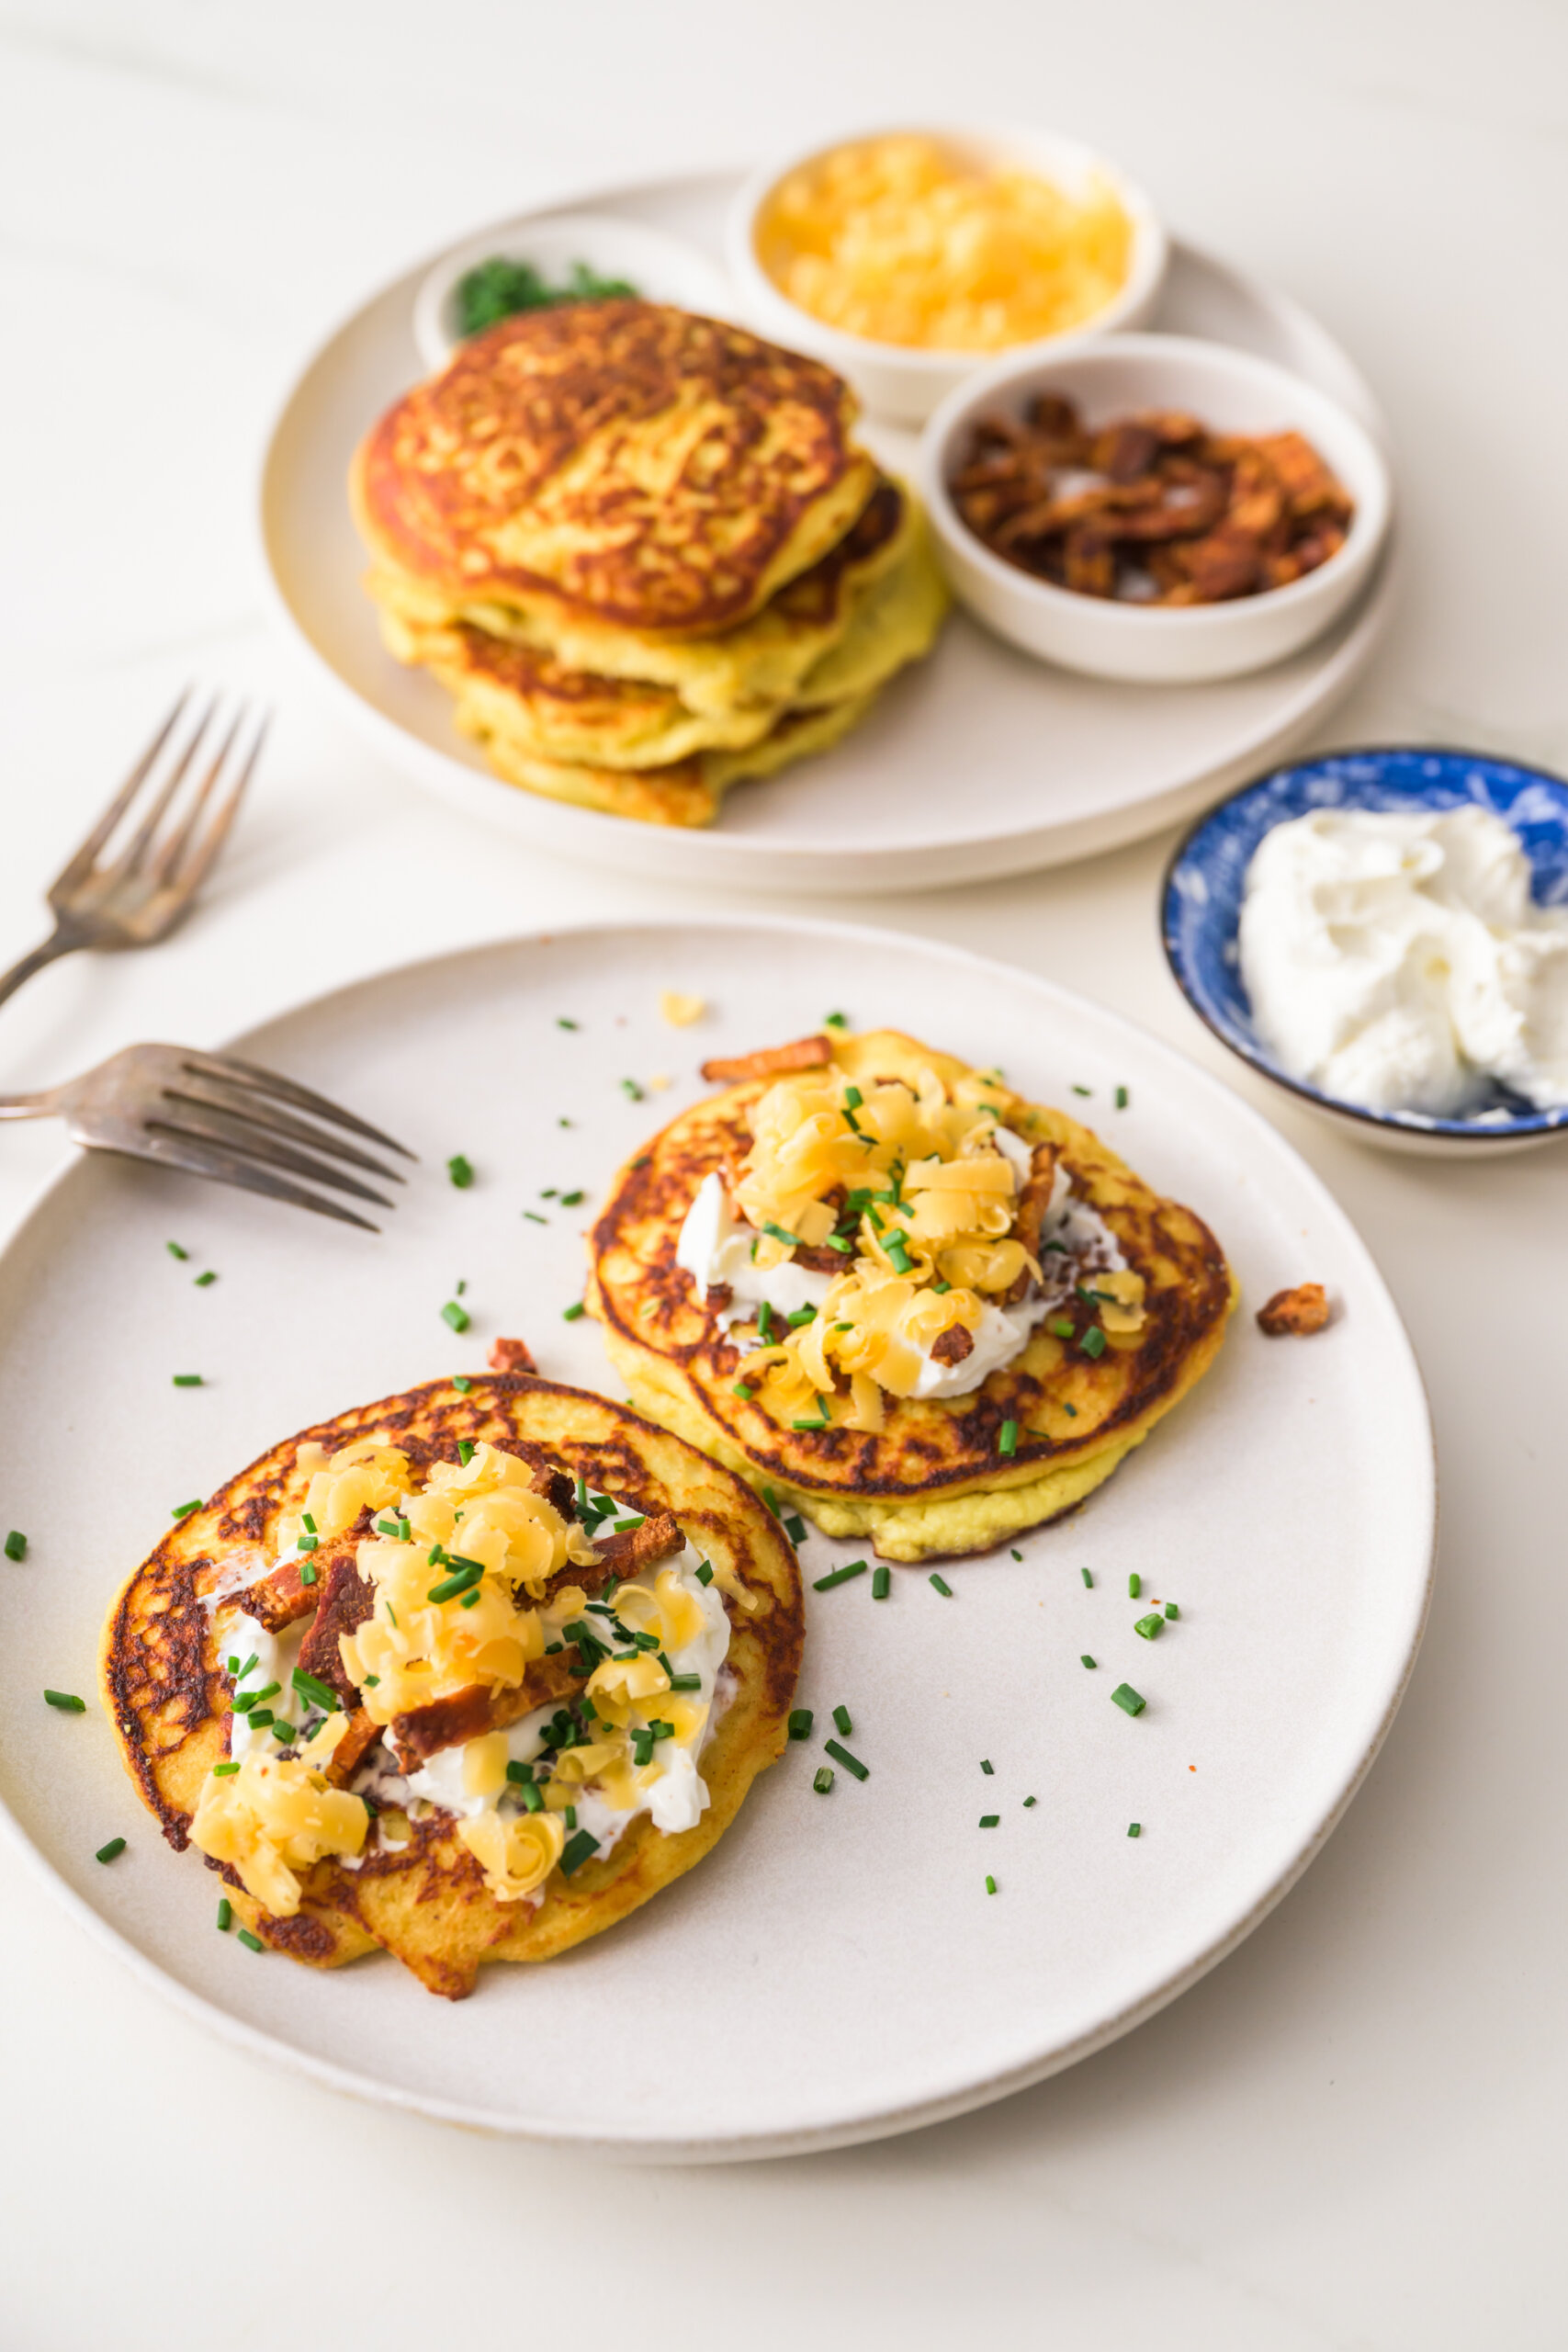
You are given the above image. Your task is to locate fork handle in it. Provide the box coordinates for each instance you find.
[0,921,87,1018]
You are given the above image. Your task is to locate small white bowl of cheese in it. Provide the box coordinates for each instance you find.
[725,124,1168,424]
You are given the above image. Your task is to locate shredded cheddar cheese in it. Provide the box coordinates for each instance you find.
[188,1714,367,1916]
[756,135,1134,352]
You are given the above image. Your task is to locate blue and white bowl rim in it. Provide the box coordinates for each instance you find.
[1161,744,1568,1140]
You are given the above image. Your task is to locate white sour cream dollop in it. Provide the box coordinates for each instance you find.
[1238,805,1568,1115]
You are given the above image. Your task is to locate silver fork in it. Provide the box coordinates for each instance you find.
[0,690,265,1014]
[0,1045,415,1231]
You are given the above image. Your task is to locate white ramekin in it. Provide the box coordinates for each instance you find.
[725,123,1168,425]
[919,333,1393,684]
[413,212,734,375]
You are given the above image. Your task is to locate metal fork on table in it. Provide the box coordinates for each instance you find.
[0,693,414,1229]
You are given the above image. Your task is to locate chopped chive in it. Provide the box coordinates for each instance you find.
[560,1827,601,1875]
[695,1561,714,1587]
[1115,1086,1129,1110]
[756,1300,773,1343]
[172,1374,203,1388]
[732,1381,755,1400]
[290,1668,341,1714]
[212,1761,240,1777]
[459,1588,480,1609]
[452,1375,472,1395]
[237,1928,265,1952]
[302,1512,317,1534]
[788,1709,814,1740]
[998,1419,1019,1458]
[216,1898,231,1931]
[427,1563,484,1604]
[792,1414,830,1432]
[1081,1656,1096,1669]
[231,1654,257,1683]
[621,1078,643,1101]
[506,1758,535,1788]
[824,1738,867,1781]
[813,1560,866,1591]
[441,1300,471,1333]
[297,1534,318,1555]
[237,1679,277,1707]
[446,1154,474,1189]
[786,1306,817,1329]
[456,1279,468,1296]
[560,1189,585,1206]
[1165,1602,1179,1620]
[1129,1572,1141,1599]
[825,1012,848,1028]
[171,1499,202,1520]
[562,1301,586,1321]
[1134,1612,1165,1641]
[985,1876,998,1895]
[518,1781,543,1814]
[166,1239,189,1261]
[872,1565,891,1600]
[980,1759,994,1775]
[95,1837,126,1863]
[564,1804,578,1831]
[363,1674,380,1688]
[194,1270,218,1288]
[557,1016,578,1030]
[457,1440,475,1466]
[813,1766,835,1792]
[763,1220,802,1249]
[668,1671,702,1691]
[243,1710,274,1729]
[1010,1548,1023,1562]
[4,1530,25,1562]
[1081,1327,1108,1360]
[1022,1796,1037,1808]
[299,1562,317,1587]
[784,1513,807,1543]
[831,1703,852,1736]
[43,1690,85,1713]
[1127,1821,1141,1838]
[979,1815,999,1829]
[1111,1682,1146,1717]
[269,1723,296,1744]
[1071,1084,1091,1098]
[1048,1317,1075,1340]
[929,1573,953,1597]
[1081,1566,1093,1587]
[524,1210,547,1225]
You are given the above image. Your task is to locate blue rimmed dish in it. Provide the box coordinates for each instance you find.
[1162,746,1568,1157]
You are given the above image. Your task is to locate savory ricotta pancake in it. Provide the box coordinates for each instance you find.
[586,1030,1235,1560]
[352,300,876,639]
[100,1375,803,1997]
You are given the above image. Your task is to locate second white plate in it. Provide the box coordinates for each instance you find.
[0,920,1432,2157]
[257,171,1396,895]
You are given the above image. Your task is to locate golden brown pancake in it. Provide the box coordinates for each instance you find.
[585,1031,1235,1560]
[352,300,876,639]
[100,1375,803,1997]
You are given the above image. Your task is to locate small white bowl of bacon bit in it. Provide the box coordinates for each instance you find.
[919,334,1393,684]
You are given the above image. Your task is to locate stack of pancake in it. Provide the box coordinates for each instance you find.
[351,300,946,826]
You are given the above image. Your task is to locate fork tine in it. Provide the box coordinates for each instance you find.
[145,1108,397,1208]
[160,700,266,893]
[147,704,248,888]
[130,1127,380,1232]
[175,1049,416,1159]
[116,696,221,876]
[51,689,195,895]
[160,1081,405,1182]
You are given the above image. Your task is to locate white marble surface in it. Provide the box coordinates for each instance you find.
[2,3,1565,2343]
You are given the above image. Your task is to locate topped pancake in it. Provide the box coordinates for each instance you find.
[353,300,876,639]
[585,1029,1235,1560]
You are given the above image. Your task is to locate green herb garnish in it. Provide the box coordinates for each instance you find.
[446,1153,474,1189]
[454,256,637,340]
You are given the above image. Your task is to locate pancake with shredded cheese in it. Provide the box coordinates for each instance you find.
[99,1375,802,1998]
[585,1029,1235,1561]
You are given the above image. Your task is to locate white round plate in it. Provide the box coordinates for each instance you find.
[0,921,1433,2159]
[257,171,1398,896]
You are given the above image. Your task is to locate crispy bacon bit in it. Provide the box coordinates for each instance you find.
[319,1706,382,1788]
[488,1336,537,1374]
[701,1035,833,1084]
[532,1463,577,1521]
[242,1557,318,1635]
[390,1650,585,1772]
[1257,1283,1331,1336]
[298,1557,377,1708]
[1002,1140,1059,1306]
[592,1509,683,1580]
[705,1282,733,1313]
[930,1323,975,1367]
[950,396,1354,607]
